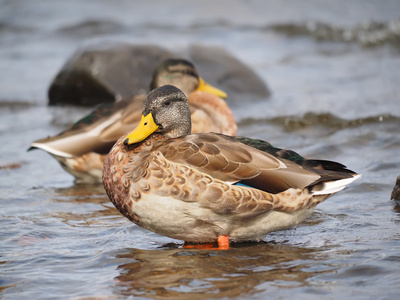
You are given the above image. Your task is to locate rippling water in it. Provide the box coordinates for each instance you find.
[1,0,400,299]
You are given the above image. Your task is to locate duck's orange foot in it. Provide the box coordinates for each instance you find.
[217,235,230,250]
[182,235,230,250]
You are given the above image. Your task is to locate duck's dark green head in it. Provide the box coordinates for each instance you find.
[123,85,191,146]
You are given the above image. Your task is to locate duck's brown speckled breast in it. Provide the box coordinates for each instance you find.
[102,134,165,225]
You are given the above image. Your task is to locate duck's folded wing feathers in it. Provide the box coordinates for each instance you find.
[160,133,324,194]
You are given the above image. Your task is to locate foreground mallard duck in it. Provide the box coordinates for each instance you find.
[102,85,360,250]
[30,59,236,183]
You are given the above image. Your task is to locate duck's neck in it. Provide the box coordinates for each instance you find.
[122,133,166,152]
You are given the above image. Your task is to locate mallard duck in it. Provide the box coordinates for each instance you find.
[102,85,360,250]
[30,59,236,183]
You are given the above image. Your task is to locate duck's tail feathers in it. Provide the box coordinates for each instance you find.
[28,142,74,158]
[312,174,361,195]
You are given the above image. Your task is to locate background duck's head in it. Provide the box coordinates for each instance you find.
[124,85,191,145]
[150,59,227,99]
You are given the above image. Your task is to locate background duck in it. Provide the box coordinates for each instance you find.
[102,85,360,250]
[30,59,236,183]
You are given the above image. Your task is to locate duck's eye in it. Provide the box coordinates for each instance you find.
[164,100,171,106]
[183,70,196,77]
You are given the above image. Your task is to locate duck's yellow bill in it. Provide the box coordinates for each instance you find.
[123,113,159,145]
[197,77,227,99]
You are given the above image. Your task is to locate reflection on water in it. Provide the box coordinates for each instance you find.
[51,184,121,227]
[112,243,329,299]
[239,113,400,134]
[53,183,106,199]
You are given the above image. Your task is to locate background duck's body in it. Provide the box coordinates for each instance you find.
[30,59,236,183]
[102,85,360,249]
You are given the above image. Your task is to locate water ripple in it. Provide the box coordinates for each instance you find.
[239,112,400,131]
[271,19,400,48]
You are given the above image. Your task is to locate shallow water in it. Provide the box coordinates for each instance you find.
[1,0,400,299]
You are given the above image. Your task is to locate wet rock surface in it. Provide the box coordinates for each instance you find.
[48,43,270,107]
[48,44,174,106]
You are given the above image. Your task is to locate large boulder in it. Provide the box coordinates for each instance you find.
[189,45,270,106]
[48,43,270,107]
[48,44,174,106]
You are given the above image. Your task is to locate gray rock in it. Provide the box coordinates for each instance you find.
[48,44,174,106]
[48,43,270,107]
[189,45,270,106]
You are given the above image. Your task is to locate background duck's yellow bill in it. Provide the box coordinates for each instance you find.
[123,113,159,145]
[197,77,227,99]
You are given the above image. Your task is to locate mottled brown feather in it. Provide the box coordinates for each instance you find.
[159,133,321,193]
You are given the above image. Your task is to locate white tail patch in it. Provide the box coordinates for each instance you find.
[313,174,361,195]
[30,143,74,158]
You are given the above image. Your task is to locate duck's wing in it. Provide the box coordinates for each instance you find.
[160,133,357,194]
[30,95,146,157]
